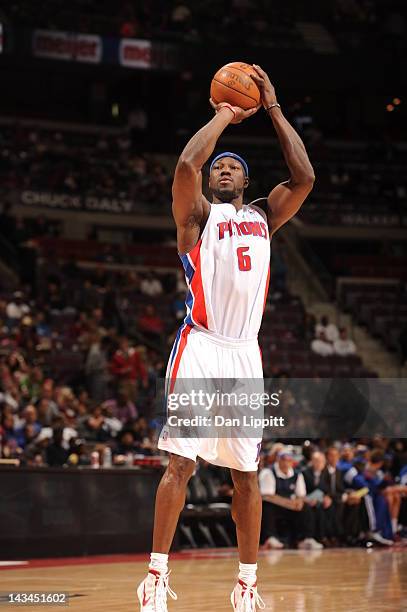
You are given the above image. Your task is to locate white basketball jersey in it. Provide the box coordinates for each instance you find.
[180,202,270,340]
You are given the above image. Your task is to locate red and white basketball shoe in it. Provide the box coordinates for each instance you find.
[137,569,177,611]
[231,579,266,611]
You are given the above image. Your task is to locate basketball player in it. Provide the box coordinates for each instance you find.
[137,65,315,611]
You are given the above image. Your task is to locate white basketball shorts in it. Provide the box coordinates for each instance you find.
[158,325,263,472]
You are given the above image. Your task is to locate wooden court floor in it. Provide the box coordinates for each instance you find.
[1,548,407,611]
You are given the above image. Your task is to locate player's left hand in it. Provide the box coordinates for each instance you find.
[251,64,278,109]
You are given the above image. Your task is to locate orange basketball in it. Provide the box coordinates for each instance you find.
[210,62,260,110]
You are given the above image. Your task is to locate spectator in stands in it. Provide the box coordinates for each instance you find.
[85,334,110,402]
[109,336,148,399]
[14,404,41,440]
[114,429,139,458]
[119,4,141,38]
[171,292,186,321]
[315,315,339,343]
[140,272,163,297]
[138,305,164,344]
[37,397,60,426]
[311,330,334,356]
[45,427,69,467]
[77,403,111,442]
[1,410,19,453]
[170,2,193,33]
[6,291,30,329]
[103,387,138,424]
[334,327,357,356]
[35,311,51,341]
[259,448,321,550]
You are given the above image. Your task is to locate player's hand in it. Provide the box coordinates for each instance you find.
[251,65,278,109]
[209,98,260,124]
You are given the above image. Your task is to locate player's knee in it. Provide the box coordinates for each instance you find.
[166,454,195,486]
[232,470,259,496]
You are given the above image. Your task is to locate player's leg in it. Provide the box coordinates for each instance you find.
[231,469,262,563]
[137,453,195,611]
[230,469,265,610]
[153,453,196,552]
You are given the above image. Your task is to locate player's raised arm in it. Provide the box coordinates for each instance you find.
[251,64,315,236]
[172,103,259,254]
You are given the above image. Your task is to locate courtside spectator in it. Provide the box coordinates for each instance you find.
[259,448,321,550]
[344,450,394,545]
[337,443,355,472]
[303,451,332,545]
[326,445,364,543]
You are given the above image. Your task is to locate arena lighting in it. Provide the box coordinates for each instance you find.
[386,104,395,112]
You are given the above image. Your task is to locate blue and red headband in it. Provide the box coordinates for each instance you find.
[210,152,249,178]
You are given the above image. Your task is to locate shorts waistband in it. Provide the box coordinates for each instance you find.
[190,327,259,349]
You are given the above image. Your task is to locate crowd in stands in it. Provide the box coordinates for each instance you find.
[3,0,406,53]
[0,124,170,211]
[311,316,357,357]
[339,281,407,357]
[1,121,406,227]
[0,235,386,470]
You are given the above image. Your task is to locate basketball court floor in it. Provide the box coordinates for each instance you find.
[1,548,406,611]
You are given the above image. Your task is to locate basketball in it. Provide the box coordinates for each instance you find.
[210,62,261,110]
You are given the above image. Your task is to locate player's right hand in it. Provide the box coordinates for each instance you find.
[209,98,260,124]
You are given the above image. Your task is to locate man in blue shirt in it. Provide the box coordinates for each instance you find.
[344,450,393,545]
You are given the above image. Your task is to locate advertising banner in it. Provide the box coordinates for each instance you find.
[119,38,152,69]
[32,29,102,64]
[20,190,134,214]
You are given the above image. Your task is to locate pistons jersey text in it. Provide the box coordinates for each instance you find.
[179,202,270,340]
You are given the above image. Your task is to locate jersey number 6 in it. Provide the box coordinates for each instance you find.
[237,246,252,271]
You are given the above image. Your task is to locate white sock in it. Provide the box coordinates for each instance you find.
[391,519,398,534]
[238,562,257,586]
[149,552,168,574]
